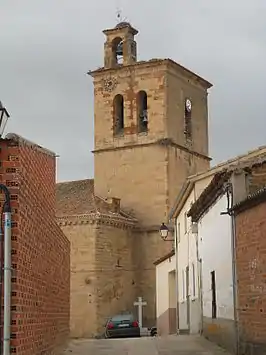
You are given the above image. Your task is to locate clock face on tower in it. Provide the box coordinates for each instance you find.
[185,98,192,112]
[103,77,117,92]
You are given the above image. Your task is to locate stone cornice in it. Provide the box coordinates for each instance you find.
[134,224,174,233]
[88,58,212,89]
[93,138,211,161]
[57,212,137,229]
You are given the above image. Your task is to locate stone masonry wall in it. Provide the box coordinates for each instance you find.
[0,136,70,355]
[58,220,97,338]
[58,218,137,338]
[166,67,210,157]
[95,223,137,335]
[235,200,266,355]
[92,61,211,328]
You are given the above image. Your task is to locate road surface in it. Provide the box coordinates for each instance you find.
[62,335,230,354]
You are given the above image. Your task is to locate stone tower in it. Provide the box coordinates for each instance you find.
[89,22,212,326]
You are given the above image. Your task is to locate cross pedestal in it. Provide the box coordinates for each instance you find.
[133,296,147,328]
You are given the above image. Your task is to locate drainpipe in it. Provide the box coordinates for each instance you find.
[174,221,180,335]
[229,188,240,355]
[223,184,240,355]
[0,215,4,354]
[193,188,203,334]
[194,229,203,334]
[0,184,12,355]
[231,211,240,355]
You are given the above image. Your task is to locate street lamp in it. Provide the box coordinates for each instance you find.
[0,101,10,138]
[159,222,170,241]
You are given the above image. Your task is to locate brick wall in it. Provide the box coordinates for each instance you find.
[0,135,70,355]
[249,161,266,194]
[235,199,266,354]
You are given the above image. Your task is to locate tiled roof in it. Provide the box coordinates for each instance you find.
[188,159,266,222]
[169,145,266,219]
[56,179,134,220]
[189,145,266,182]
[154,249,175,266]
[56,179,96,216]
[187,170,230,222]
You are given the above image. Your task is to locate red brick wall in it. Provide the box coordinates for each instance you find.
[0,136,70,355]
[235,200,266,354]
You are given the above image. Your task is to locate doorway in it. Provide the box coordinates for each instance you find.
[168,270,176,334]
[211,270,217,319]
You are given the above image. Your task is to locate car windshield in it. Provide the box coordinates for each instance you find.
[111,314,133,322]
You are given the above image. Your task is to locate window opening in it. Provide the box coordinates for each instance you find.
[113,94,124,135]
[211,270,217,319]
[137,91,148,133]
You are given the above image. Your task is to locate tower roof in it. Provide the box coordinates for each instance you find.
[103,22,138,35]
[115,21,131,29]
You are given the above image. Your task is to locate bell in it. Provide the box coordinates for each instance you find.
[141,110,148,123]
[116,42,123,56]
[142,115,148,123]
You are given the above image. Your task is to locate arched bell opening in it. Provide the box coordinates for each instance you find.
[137,91,148,133]
[184,98,192,142]
[112,37,124,65]
[113,94,124,136]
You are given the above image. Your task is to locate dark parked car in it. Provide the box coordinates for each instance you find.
[105,314,140,339]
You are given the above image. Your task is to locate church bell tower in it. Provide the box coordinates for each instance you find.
[88,22,212,325]
[103,21,138,68]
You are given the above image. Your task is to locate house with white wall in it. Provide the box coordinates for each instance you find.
[187,171,235,352]
[186,157,266,354]
[169,171,214,335]
[154,250,176,336]
[164,146,266,338]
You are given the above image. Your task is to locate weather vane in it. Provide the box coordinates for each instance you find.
[115,0,127,23]
[116,8,122,23]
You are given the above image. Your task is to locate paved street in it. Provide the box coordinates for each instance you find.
[62,335,231,354]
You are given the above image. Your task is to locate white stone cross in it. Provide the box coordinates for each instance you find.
[133,296,147,328]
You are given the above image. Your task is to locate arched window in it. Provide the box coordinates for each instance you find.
[184,98,192,143]
[137,91,148,133]
[112,37,123,65]
[113,94,124,136]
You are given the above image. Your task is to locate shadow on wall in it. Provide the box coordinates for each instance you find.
[157,308,176,336]
[202,317,236,354]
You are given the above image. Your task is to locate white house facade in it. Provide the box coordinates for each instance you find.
[195,192,235,351]
[198,193,234,323]
[174,174,213,334]
[155,250,176,335]
[187,158,266,353]
[155,146,266,339]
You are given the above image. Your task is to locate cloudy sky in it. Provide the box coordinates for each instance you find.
[0,0,265,181]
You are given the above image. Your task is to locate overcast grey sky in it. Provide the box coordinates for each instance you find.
[1,1,265,181]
